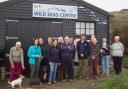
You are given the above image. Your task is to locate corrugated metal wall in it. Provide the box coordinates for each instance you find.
[0,18,5,48]
[6,19,69,53]
[0,0,109,50]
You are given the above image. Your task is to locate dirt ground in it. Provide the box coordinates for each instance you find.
[0,77,108,89]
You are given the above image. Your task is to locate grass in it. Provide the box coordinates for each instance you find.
[97,68,128,89]
[97,56,128,89]
[123,56,128,68]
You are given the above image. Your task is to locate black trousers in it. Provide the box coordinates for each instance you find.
[61,58,74,80]
[113,56,123,75]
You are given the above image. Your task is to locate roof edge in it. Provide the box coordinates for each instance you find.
[0,0,109,16]
[74,0,109,16]
[0,0,25,9]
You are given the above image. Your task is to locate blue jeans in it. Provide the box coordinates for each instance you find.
[102,55,110,75]
[49,62,58,82]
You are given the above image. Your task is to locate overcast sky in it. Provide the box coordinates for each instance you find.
[84,0,128,12]
[0,0,128,12]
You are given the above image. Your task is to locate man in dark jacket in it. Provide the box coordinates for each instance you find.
[44,37,52,60]
[60,36,75,81]
[40,37,52,82]
[77,34,91,80]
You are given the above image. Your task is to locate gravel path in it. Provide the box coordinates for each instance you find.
[1,78,107,89]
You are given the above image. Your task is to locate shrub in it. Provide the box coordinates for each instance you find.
[123,57,128,69]
[97,74,128,89]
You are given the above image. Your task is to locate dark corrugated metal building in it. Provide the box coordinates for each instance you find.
[0,0,109,56]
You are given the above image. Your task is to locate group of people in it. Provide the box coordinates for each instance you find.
[8,34,124,86]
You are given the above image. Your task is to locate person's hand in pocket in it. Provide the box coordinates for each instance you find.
[36,55,41,58]
[11,64,14,69]
[80,54,84,57]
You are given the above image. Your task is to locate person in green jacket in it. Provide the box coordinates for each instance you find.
[9,41,25,81]
[28,37,42,86]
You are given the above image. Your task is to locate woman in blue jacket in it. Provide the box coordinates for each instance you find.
[28,37,42,86]
[48,40,60,85]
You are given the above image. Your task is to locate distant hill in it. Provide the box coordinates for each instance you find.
[121,9,128,12]
[109,9,128,35]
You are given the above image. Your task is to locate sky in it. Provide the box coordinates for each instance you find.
[0,0,128,12]
[84,0,128,12]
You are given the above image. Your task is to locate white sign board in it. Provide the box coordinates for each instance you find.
[33,3,78,19]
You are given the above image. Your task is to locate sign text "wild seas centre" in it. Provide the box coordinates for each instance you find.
[33,3,78,19]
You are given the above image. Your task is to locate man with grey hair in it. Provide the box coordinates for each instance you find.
[60,36,75,81]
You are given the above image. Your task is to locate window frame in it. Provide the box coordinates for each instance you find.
[75,21,95,36]
[85,22,95,36]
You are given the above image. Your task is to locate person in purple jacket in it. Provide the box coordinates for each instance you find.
[48,40,60,85]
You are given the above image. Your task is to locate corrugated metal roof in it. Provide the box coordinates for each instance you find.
[75,0,109,15]
[0,0,9,3]
[0,0,109,16]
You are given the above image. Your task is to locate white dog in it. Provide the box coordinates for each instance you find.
[8,75,25,89]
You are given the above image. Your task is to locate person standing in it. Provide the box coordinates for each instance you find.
[38,37,44,59]
[60,36,75,81]
[77,34,91,80]
[39,38,44,51]
[57,36,64,81]
[44,37,53,60]
[69,37,75,80]
[111,36,124,75]
[9,41,25,82]
[100,38,110,76]
[90,37,100,80]
[48,40,60,85]
[58,36,64,45]
[38,37,45,60]
[73,38,80,78]
[38,37,48,82]
[28,38,42,85]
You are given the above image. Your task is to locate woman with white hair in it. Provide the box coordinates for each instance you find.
[9,41,25,82]
[111,36,124,75]
[57,36,64,81]
[58,36,64,44]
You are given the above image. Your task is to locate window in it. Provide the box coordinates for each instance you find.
[76,22,95,35]
[86,23,95,35]
[76,22,85,35]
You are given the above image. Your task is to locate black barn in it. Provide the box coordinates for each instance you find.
[0,0,109,59]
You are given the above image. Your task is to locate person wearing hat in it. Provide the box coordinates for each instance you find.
[9,41,25,82]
